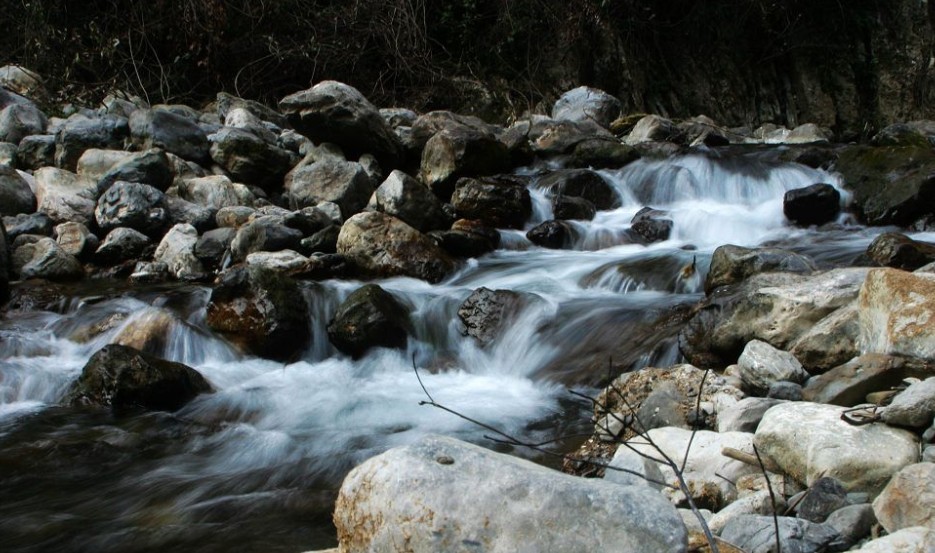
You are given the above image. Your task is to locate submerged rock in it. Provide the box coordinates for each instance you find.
[334,435,688,553]
[327,284,410,357]
[66,344,211,411]
[457,287,526,347]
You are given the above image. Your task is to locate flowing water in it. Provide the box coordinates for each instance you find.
[0,147,901,551]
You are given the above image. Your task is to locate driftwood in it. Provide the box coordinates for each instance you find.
[721,446,784,474]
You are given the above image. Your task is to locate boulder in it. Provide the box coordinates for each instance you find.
[754,402,919,495]
[205,265,310,361]
[129,107,210,163]
[111,308,178,354]
[707,491,781,535]
[279,81,403,168]
[457,287,526,347]
[628,427,759,510]
[451,175,531,229]
[75,148,135,180]
[0,66,46,99]
[783,183,841,226]
[153,223,207,281]
[94,181,167,236]
[177,175,254,209]
[824,504,877,549]
[859,269,935,361]
[215,206,256,228]
[193,227,235,268]
[55,114,128,170]
[797,476,850,523]
[327,284,410,357]
[96,148,174,194]
[54,221,97,259]
[430,219,500,259]
[216,91,288,129]
[65,344,211,411]
[336,211,455,283]
[419,126,511,200]
[603,444,667,489]
[552,195,596,220]
[551,86,622,128]
[334,435,687,553]
[0,102,47,144]
[872,462,935,533]
[300,225,340,255]
[705,244,817,294]
[537,169,618,210]
[244,249,309,273]
[208,126,293,190]
[15,134,55,170]
[852,526,935,552]
[94,227,151,264]
[835,144,935,227]
[630,207,673,244]
[286,159,373,216]
[0,165,36,215]
[409,110,500,150]
[737,339,809,395]
[13,237,83,281]
[3,212,52,240]
[882,378,935,428]
[229,216,304,263]
[33,167,97,226]
[680,268,868,368]
[788,303,860,374]
[370,170,450,232]
[526,220,576,249]
[867,232,935,270]
[803,354,935,406]
[717,397,784,433]
[625,115,685,146]
[719,515,842,553]
[164,196,215,232]
[221,107,279,144]
[0,224,9,303]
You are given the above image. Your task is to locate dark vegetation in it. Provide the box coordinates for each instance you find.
[2,1,933,135]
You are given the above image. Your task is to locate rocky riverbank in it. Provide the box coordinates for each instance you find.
[2,64,935,552]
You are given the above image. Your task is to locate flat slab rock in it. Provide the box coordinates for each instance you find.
[334,435,687,553]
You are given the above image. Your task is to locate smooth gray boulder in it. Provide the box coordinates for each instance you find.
[882,377,935,428]
[286,158,373,216]
[551,86,621,128]
[755,402,919,495]
[0,165,36,215]
[370,170,450,232]
[737,339,809,395]
[334,435,687,553]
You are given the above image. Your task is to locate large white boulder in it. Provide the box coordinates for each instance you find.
[755,402,919,495]
[334,435,688,553]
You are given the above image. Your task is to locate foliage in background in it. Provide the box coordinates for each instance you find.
[1,0,932,133]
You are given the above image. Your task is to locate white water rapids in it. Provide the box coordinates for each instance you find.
[0,149,895,551]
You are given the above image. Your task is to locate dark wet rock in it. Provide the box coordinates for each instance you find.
[866,232,935,270]
[779,146,839,169]
[128,261,169,284]
[54,221,98,260]
[327,284,411,357]
[768,381,804,401]
[678,115,731,147]
[783,183,841,227]
[286,158,373,216]
[797,477,850,523]
[704,244,817,294]
[279,81,403,168]
[94,227,152,265]
[457,287,525,347]
[630,207,673,244]
[205,265,310,361]
[551,86,621,128]
[164,195,216,233]
[824,504,876,550]
[208,127,293,191]
[835,144,935,227]
[580,251,700,294]
[0,102,47,144]
[299,224,340,255]
[0,223,8,304]
[3,212,53,240]
[96,148,174,194]
[450,175,531,229]
[430,219,500,259]
[564,137,639,170]
[55,114,128,170]
[552,195,596,221]
[371,170,451,232]
[720,515,842,553]
[129,107,209,163]
[419,126,511,200]
[12,237,84,281]
[803,354,935,407]
[298,253,354,280]
[283,207,333,236]
[230,216,304,263]
[872,122,935,148]
[526,220,576,249]
[194,227,236,268]
[337,211,455,283]
[15,134,55,170]
[0,164,35,216]
[94,181,168,236]
[65,344,212,412]
[537,169,618,210]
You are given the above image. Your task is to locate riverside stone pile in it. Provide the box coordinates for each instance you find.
[3,66,935,552]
